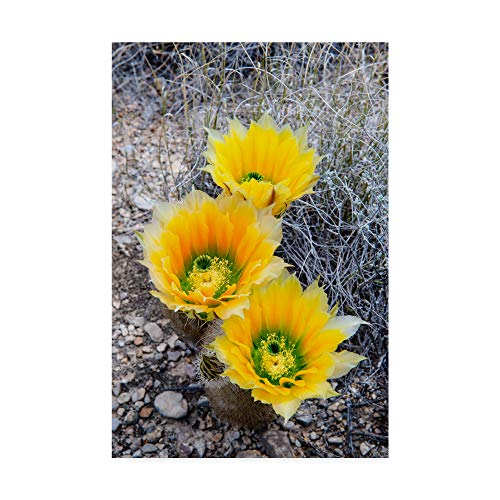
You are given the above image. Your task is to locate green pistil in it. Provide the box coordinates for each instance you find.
[193,254,211,271]
[241,171,264,183]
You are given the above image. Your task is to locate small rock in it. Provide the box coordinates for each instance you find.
[360,442,374,456]
[112,397,118,410]
[123,409,139,425]
[134,401,144,410]
[157,343,167,353]
[125,314,145,327]
[117,392,131,404]
[259,430,294,458]
[154,391,188,419]
[166,334,178,349]
[131,388,146,402]
[294,439,302,448]
[170,361,196,379]
[197,396,210,408]
[178,443,193,457]
[133,194,154,211]
[167,351,182,362]
[145,429,162,443]
[236,450,266,458]
[112,418,121,432]
[213,433,223,443]
[134,337,143,346]
[175,340,187,350]
[193,439,206,458]
[121,144,135,156]
[310,432,319,441]
[159,449,169,458]
[141,443,158,454]
[296,415,312,426]
[132,450,142,458]
[144,322,164,342]
[328,436,344,445]
[139,406,154,418]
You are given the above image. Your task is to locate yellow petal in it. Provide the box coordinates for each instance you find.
[330,350,366,379]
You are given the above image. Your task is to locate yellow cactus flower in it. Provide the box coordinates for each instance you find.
[136,190,287,321]
[203,114,322,216]
[209,270,367,421]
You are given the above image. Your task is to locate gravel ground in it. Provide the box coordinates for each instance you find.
[112,87,388,459]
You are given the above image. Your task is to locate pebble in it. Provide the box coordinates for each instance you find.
[193,439,206,458]
[236,450,266,458]
[167,351,182,362]
[117,392,131,404]
[178,443,193,457]
[131,388,146,402]
[125,314,145,327]
[130,438,141,451]
[360,442,374,456]
[133,194,154,211]
[296,414,312,426]
[154,391,188,419]
[170,361,196,379]
[145,429,162,443]
[213,433,223,443]
[139,406,154,418]
[159,449,169,458]
[196,396,210,408]
[310,432,319,441]
[123,409,139,425]
[112,418,121,432]
[132,450,142,458]
[175,340,187,350]
[157,343,167,353]
[112,398,118,410]
[134,337,143,346]
[328,436,344,445]
[144,322,164,342]
[166,334,178,349]
[141,443,158,454]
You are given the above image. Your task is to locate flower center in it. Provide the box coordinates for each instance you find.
[185,255,232,299]
[241,171,265,183]
[251,331,301,385]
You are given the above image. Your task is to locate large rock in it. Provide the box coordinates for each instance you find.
[154,391,188,419]
[259,429,295,458]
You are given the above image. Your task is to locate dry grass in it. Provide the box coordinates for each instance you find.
[112,41,388,384]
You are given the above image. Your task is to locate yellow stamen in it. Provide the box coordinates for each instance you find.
[258,332,295,380]
[187,256,232,298]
